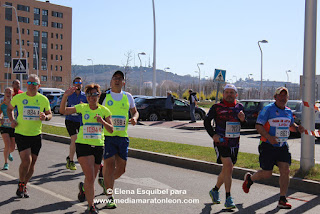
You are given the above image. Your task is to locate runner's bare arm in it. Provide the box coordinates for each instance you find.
[95,115,113,134]
[59,87,77,115]
[129,107,139,126]
[40,110,52,121]
[6,103,17,128]
[255,123,278,144]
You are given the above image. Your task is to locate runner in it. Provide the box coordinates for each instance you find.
[12,79,23,96]
[204,84,246,209]
[63,77,87,170]
[7,74,52,198]
[60,83,113,214]
[0,87,16,170]
[101,70,139,209]
[242,87,305,209]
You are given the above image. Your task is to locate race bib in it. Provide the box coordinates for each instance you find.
[23,106,40,121]
[276,127,290,144]
[3,117,11,127]
[112,115,126,131]
[225,122,241,138]
[83,123,102,139]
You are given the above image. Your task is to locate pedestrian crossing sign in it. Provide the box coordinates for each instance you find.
[12,58,27,74]
[214,69,226,82]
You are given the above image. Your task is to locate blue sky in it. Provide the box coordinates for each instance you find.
[41,0,316,83]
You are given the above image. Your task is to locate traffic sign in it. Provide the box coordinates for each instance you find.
[12,58,27,74]
[213,69,226,82]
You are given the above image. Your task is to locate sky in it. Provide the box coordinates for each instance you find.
[38,0,318,84]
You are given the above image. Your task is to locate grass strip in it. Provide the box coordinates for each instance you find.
[42,124,320,181]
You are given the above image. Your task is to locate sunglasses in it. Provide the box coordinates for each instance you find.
[74,81,82,84]
[112,77,124,81]
[86,92,100,97]
[27,81,39,86]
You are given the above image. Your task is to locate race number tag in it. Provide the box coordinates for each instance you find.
[23,106,40,120]
[225,122,241,138]
[3,117,11,127]
[83,123,102,139]
[112,116,126,131]
[276,127,290,144]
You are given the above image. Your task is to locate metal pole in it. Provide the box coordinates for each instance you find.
[34,43,39,77]
[138,52,145,95]
[152,0,157,96]
[197,63,203,100]
[301,0,317,172]
[258,41,263,99]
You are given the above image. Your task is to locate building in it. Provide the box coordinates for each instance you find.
[300,75,320,101]
[0,0,72,92]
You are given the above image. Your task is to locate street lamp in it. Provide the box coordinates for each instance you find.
[286,70,291,82]
[87,59,94,82]
[197,63,204,100]
[163,67,170,96]
[152,0,157,96]
[138,52,146,95]
[3,4,23,90]
[248,73,253,80]
[258,40,268,99]
[28,42,39,77]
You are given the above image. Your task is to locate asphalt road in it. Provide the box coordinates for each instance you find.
[0,139,319,214]
[44,115,320,164]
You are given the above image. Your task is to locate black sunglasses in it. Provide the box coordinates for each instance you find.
[27,81,39,86]
[86,92,100,97]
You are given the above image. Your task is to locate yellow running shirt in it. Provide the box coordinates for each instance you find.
[10,92,50,136]
[75,104,111,146]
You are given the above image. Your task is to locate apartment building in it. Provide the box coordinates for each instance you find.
[0,0,72,92]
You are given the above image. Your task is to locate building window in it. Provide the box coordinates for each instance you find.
[60,34,63,40]
[42,21,48,27]
[34,19,40,26]
[22,28,25,34]
[53,76,62,82]
[16,74,28,80]
[56,33,58,39]
[42,43,47,49]
[16,51,19,57]
[55,44,58,50]
[56,55,58,60]
[60,55,63,61]
[41,76,47,81]
[17,4,30,12]
[33,30,39,37]
[51,22,63,29]
[51,44,53,49]
[52,11,63,18]
[42,32,48,38]
[5,73,12,80]
[4,62,10,68]
[27,52,30,57]
[34,8,40,14]
[60,66,62,71]
[51,54,53,60]
[16,39,19,45]
[51,33,54,38]
[42,10,48,16]
[55,66,58,71]
[18,16,30,23]
[27,40,30,46]
[27,29,30,35]
[60,45,63,50]
[5,2,12,21]
[51,65,53,70]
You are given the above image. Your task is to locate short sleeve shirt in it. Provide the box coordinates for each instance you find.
[75,104,111,146]
[256,103,294,147]
[65,91,87,122]
[10,92,50,136]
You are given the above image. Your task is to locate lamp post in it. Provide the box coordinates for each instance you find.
[285,70,291,83]
[197,63,204,100]
[258,40,268,99]
[233,75,237,83]
[3,4,23,90]
[248,73,253,80]
[87,59,94,82]
[28,42,39,77]
[138,52,146,95]
[152,0,157,96]
[164,67,170,94]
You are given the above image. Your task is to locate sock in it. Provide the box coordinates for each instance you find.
[226,192,231,198]
[280,196,287,202]
[213,186,219,191]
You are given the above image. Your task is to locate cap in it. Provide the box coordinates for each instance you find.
[223,84,237,93]
[167,90,172,94]
[112,70,124,79]
[275,86,289,96]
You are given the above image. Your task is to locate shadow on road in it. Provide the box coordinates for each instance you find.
[11,201,77,214]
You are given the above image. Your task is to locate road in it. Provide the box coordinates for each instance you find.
[0,139,319,213]
[44,115,320,163]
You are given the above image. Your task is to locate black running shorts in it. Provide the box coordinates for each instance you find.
[0,127,15,138]
[75,143,103,165]
[214,145,239,165]
[15,133,42,156]
[258,142,291,170]
[65,120,80,136]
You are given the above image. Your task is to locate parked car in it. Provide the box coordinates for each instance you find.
[239,99,274,128]
[47,94,63,114]
[0,93,4,103]
[288,100,320,129]
[38,87,65,96]
[135,96,206,121]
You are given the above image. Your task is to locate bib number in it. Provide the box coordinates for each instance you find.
[3,117,11,127]
[276,127,290,144]
[83,123,102,139]
[112,116,126,131]
[225,122,241,138]
[23,106,40,121]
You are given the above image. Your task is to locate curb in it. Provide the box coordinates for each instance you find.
[42,133,320,195]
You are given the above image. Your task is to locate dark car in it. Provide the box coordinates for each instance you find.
[239,99,274,128]
[135,96,206,121]
[288,100,320,129]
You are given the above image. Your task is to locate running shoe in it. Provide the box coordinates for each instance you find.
[86,205,99,214]
[16,182,24,198]
[277,199,292,209]
[242,172,253,193]
[8,153,13,161]
[224,196,236,209]
[66,156,77,170]
[2,163,9,170]
[104,196,117,209]
[78,182,86,202]
[24,185,30,198]
[209,189,221,204]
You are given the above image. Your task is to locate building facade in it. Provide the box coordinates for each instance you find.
[0,0,72,92]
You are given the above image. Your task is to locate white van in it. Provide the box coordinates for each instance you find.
[38,87,65,96]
